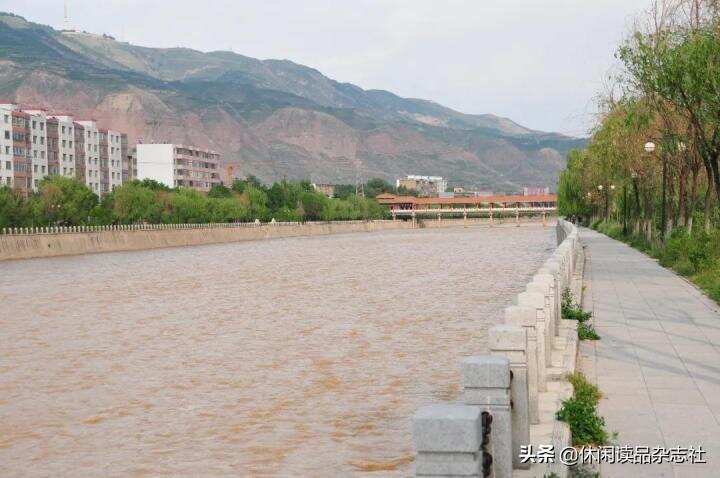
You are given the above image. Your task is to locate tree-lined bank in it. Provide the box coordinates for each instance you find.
[0,176,403,228]
[558,0,720,301]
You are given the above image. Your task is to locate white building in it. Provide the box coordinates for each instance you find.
[136,144,221,192]
[75,120,101,194]
[47,115,77,179]
[23,110,49,190]
[0,104,15,188]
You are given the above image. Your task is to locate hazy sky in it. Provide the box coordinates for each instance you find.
[4,0,651,136]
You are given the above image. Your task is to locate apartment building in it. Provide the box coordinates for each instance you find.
[74,120,102,194]
[23,109,49,190]
[136,144,221,192]
[0,104,32,194]
[47,115,77,179]
[99,129,124,192]
[0,104,129,196]
[396,175,448,197]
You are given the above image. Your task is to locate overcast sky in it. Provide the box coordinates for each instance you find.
[4,0,651,136]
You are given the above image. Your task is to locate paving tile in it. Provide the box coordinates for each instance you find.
[580,228,720,476]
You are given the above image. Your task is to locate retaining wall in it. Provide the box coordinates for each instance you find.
[0,220,414,261]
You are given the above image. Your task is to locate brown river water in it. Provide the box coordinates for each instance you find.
[0,224,555,477]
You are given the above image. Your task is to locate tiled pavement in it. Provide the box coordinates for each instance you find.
[579,228,720,477]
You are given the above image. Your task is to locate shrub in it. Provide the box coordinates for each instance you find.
[557,373,608,446]
[578,322,600,340]
[562,288,592,323]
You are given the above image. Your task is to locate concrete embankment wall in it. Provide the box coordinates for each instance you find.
[0,220,415,261]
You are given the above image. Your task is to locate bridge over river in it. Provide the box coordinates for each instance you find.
[0,222,555,477]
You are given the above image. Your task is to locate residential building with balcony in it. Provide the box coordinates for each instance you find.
[0,104,129,196]
[74,120,102,195]
[23,109,49,190]
[136,144,221,192]
[47,115,77,179]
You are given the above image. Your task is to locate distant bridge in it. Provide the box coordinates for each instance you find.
[375,193,558,220]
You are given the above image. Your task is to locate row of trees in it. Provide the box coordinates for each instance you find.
[558,0,720,241]
[0,175,389,229]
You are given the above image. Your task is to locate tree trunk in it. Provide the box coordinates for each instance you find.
[678,164,687,227]
[688,165,700,234]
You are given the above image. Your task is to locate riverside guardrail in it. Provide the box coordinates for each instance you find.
[0,219,399,236]
[0,219,414,261]
[411,219,581,478]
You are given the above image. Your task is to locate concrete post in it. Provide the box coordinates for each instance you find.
[488,326,530,470]
[413,403,484,477]
[505,306,539,424]
[527,276,555,341]
[460,356,512,478]
[517,291,548,392]
[532,273,558,337]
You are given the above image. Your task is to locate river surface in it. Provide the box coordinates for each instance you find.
[0,224,555,477]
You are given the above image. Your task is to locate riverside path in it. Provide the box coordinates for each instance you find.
[579,228,720,477]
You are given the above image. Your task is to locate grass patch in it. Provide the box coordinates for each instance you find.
[577,322,600,340]
[562,288,599,340]
[592,220,720,305]
[556,372,608,446]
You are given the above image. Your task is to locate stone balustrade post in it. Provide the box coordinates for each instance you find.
[413,403,485,477]
[527,274,556,339]
[545,257,564,293]
[460,356,512,478]
[517,291,549,392]
[533,272,558,336]
[488,326,530,470]
[505,306,539,424]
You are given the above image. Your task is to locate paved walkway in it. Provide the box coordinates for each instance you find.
[579,228,720,477]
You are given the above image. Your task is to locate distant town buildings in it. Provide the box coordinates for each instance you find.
[0,103,128,196]
[136,144,221,192]
[396,175,448,197]
[523,186,550,196]
[312,183,335,197]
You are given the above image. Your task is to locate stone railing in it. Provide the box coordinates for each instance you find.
[412,219,581,478]
[0,219,396,236]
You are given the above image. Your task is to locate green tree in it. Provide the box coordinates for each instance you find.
[34,176,98,226]
[112,182,162,224]
[0,186,28,228]
[208,184,233,198]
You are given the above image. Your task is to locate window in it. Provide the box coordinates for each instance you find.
[41,151,45,159]
[40,122,44,131]
[70,154,73,161]
[61,126,65,134]
[32,135,37,144]
[62,140,66,148]
[41,166,46,174]
[40,137,44,145]
[4,146,8,155]
[3,131,8,140]
[69,141,73,148]
[63,167,66,175]
[5,177,10,185]
[34,179,38,187]
[62,153,66,161]
[33,164,38,173]
[4,161,8,170]
[32,121,36,129]
[3,115,8,123]
[33,150,37,158]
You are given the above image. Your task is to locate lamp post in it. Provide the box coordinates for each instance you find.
[597,184,614,221]
[644,141,660,237]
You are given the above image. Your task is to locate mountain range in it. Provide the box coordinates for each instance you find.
[0,12,586,191]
